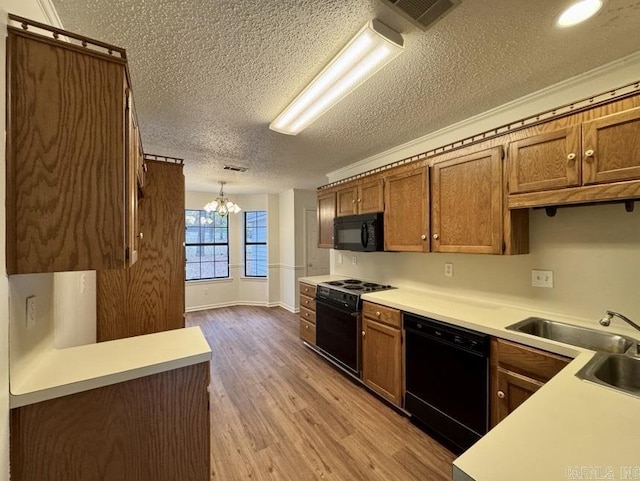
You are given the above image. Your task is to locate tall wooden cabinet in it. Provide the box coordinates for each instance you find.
[431,147,504,254]
[361,302,403,407]
[97,159,185,341]
[6,16,141,274]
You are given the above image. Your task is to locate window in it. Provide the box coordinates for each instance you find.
[185,209,229,280]
[244,211,267,277]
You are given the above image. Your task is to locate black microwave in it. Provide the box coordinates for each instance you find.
[334,212,384,252]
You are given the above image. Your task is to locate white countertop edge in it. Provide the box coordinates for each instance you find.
[10,327,212,409]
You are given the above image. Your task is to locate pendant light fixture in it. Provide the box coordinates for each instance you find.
[269,19,404,135]
[204,181,241,217]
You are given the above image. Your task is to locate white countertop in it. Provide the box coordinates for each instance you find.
[298,274,349,286]
[301,277,640,481]
[10,327,212,408]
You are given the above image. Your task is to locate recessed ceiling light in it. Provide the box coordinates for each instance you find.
[557,0,603,27]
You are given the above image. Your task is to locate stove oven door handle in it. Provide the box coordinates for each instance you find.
[360,222,368,249]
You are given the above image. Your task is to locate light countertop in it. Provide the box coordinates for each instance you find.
[10,327,212,408]
[300,276,640,481]
[298,274,349,286]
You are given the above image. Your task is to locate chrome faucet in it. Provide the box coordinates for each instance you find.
[600,310,640,335]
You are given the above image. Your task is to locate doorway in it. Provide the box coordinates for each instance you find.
[304,208,329,277]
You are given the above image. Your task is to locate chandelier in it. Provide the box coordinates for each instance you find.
[204,181,241,217]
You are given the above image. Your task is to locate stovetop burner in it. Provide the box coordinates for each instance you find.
[342,279,362,284]
[344,286,364,290]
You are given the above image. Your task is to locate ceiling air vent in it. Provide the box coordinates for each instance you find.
[377,0,461,31]
[223,165,248,173]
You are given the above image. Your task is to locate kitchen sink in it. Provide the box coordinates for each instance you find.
[506,317,637,354]
[576,353,640,398]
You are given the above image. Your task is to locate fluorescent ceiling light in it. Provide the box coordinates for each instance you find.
[270,20,404,135]
[557,0,603,27]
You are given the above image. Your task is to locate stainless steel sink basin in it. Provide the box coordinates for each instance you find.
[576,353,640,398]
[506,317,637,354]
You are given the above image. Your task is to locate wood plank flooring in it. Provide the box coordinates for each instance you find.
[187,306,455,481]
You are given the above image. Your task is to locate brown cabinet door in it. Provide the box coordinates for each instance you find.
[7,29,129,274]
[493,367,543,426]
[362,318,402,406]
[126,87,140,265]
[432,147,503,254]
[582,107,640,185]
[358,178,384,213]
[317,191,336,248]
[336,185,359,217]
[384,168,429,252]
[507,126,581,193]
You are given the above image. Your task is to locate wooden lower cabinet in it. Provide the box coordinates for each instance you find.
[490,338,570,427]
[361,302,403,406]
[299,283,317,345]
[10,363,210,481]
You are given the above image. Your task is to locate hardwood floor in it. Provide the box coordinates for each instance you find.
[187,306,455,481]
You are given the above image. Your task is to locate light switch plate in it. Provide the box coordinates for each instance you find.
[26,295,37,329]
[351,256,357,266]
[532,269,553,288]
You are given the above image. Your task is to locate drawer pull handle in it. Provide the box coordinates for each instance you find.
[497,390,505,399]
[305,325,309,330]
[376,311,381,317]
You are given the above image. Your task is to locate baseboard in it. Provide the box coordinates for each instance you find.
[186,301,299,313]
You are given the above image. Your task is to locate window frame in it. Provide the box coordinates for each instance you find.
[184,209,230,281]
[244,211,267,278]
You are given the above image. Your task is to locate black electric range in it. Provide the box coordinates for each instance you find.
[314,279,394,377]
[316,278,394,312]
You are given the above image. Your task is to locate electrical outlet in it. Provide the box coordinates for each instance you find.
[337,253,343,264]
[26,295,37,329]
[80,273,86,294]
[444,262,453,277]
[351,256,357,266]
[531,269,554,288]
[204,287,209,296]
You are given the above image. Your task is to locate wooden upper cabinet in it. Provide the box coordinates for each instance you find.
[507,126,581,194]
[336,184,359,217]
[336,179,384,217]
[317,191,336,248]
[6,22,140,274]
[582,106,640,185]
[432,147,503,254]
[384,168,429,252]
[358,178,384,213]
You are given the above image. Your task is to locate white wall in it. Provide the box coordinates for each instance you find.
[329,54,640,328]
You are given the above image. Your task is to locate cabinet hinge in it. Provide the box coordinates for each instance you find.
[125,246,130,262]
[500,147,505,160]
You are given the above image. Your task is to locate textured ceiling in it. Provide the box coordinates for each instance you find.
[51,0,640,194]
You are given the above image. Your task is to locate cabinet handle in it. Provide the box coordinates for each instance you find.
[497,390,505,399]
[421,234,427,240]
[357,198,362,203]
[433,233,439,240]
[352,199,356,204]
[376,311,381,317]
[585,149,595,158]
[362,330,366,337]
[567,153,576,161]
[137,232,144,239]
[305,325,308,330]
[305,312,309,317]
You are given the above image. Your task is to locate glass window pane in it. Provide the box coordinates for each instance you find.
[185,210,199,227]
[201,262,215,279]
[202,228,215,243]
[186,263,200,280]
[215,245,228,262]
[256,211,267,228]
[255,227,267,242]
[185,246,200,262]
[214,262,228,278]
[215,227,228,243]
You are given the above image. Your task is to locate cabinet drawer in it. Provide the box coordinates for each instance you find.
[362,302,401,328]
[300,294,316,312]
[299,282,316,298]
[300,307,316,325]
[300,319,316,345]
[495,338,570,383]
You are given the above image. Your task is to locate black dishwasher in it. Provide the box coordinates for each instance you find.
[404,313,490,453]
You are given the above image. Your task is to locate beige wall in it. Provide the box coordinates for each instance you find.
[333,204,640,323]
